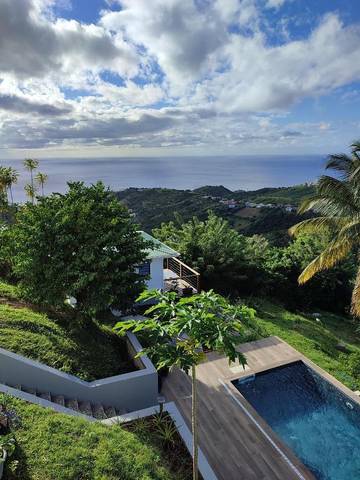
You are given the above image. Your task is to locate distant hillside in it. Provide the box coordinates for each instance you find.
[116,187,228,231]
[233,184,315,205]
[116,184,315,238]
[193,185,233,197]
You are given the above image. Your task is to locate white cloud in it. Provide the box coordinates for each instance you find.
[0,0,359,154]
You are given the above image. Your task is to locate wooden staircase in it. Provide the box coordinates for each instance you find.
[6,383,126,419]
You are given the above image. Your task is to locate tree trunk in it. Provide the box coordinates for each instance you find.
[9,186,13,205]
[191,364,199,480]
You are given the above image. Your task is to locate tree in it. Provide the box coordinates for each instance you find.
[35,172,48,196]
[115,289,253,480]
[0,167,9,205]
[24,183,37,204]
[5,167,19,205]
[290,141,360,316]
[153,212,247,294]
[9,182,149,321]
[23,158,39,201]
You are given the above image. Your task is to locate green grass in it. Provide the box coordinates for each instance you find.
[248,297,360,390]
[0,281,134,381]
[1,394,192,480]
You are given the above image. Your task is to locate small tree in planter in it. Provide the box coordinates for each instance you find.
[115,289,254,480]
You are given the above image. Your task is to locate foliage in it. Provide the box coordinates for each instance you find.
[1,394,190,480]
[116,289,252,371]
[0,281,134,381]
[242,232,355,312]
[347,352,360,377]
[291,141,360,316]
[249,297,360,390]
[153,212,247,294]
[8,182,148,320]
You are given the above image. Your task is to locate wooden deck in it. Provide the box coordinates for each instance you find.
[161,337,318,480]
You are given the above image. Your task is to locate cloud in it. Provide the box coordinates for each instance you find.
[0,0,138,79]
[0,94,72,115]
[265,0,287,9]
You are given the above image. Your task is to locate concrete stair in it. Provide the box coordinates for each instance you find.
[7,384,126,419]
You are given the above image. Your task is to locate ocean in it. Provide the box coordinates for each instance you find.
[1,155,325,202]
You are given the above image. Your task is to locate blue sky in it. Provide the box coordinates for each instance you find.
[0,0,359,158]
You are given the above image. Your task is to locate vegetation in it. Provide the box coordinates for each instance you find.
[232,183,316,205]
[0,280,134,381]
[6,182,148,321]
[291,141,360,316]
[116,289,255,480]
[153,212,247,293]
[0,394,193,480]
[23,158,39,203]
[250,297,360,390]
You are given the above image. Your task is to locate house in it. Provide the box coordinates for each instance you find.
[138,232,200,294]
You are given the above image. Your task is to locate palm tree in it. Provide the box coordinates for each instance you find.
[24,183,37,204]
[4,167,19,205]
[0,167,9,204]
[290,141,360,316]
[35,172,48,196]
[23,158,39,193]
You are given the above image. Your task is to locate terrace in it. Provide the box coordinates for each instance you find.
[161,336,360,480]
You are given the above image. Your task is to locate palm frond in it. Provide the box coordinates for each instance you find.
[298,238,353,284]
[289,217,341,237]
[326,154,354,177]
[351,267,360,318]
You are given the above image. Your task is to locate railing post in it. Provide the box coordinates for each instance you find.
[180,260,182,279]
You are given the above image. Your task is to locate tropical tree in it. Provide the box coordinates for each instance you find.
[35,172,48,196]
[10,181,148,321]
[24,183,37,204]
[153,212,247,293]
[290,141,360,316]
[0,167,8,205]
[115,289,254,480]
[4,167,19,205]
[23,158,39,192]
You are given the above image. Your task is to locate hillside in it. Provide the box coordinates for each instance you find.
[2,394,192,480]
[116,187,228,231]
[0,281,134,381]
[116,184,315,235]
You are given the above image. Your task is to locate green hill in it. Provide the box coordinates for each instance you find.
[0,281,134,381]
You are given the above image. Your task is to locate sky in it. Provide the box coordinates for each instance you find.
[0,0,359,159]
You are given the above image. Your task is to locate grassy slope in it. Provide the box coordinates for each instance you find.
[2,394,191,480]
[249,298,360,390]
[0,281,134,381]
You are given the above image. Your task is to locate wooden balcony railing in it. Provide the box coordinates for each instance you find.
[164,257,200,293]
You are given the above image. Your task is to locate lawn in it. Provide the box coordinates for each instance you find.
[248,297,360,390]
[0,280,134,381]
[0,394,193,480]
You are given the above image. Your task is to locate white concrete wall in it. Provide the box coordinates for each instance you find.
[146,257,164,290]
[0,333,158,412]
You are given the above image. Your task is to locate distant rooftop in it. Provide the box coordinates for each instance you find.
[140,231,180,259]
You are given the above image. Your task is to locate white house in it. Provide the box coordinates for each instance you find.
[138,231,200,294]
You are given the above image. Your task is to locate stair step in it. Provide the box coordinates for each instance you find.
[39,392,52,402]
[65,398,79,412]
[52,395,65,407]
[78,401,93,416]
[104,406,117,418]
[92,403,107,420]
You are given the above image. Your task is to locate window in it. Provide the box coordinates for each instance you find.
[137,261,151,276]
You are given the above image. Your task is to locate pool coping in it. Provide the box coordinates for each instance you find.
[220,336,360,480]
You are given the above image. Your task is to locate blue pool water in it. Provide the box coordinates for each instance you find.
[233,362,360,480]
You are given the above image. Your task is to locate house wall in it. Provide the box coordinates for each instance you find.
[0,333,158,412]
[146,257,164,290]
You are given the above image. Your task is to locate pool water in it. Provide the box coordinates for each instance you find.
[233,361,360,480]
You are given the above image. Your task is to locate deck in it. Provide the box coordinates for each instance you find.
[161,336,343,480]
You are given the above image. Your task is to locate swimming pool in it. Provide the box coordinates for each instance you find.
[232,361,360,480]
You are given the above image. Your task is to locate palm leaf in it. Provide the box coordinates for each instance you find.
[298,238,353,284]
[351,267,360,317]
[289,217,341,237]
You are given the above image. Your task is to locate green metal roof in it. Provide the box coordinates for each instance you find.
[140,231,180,259]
